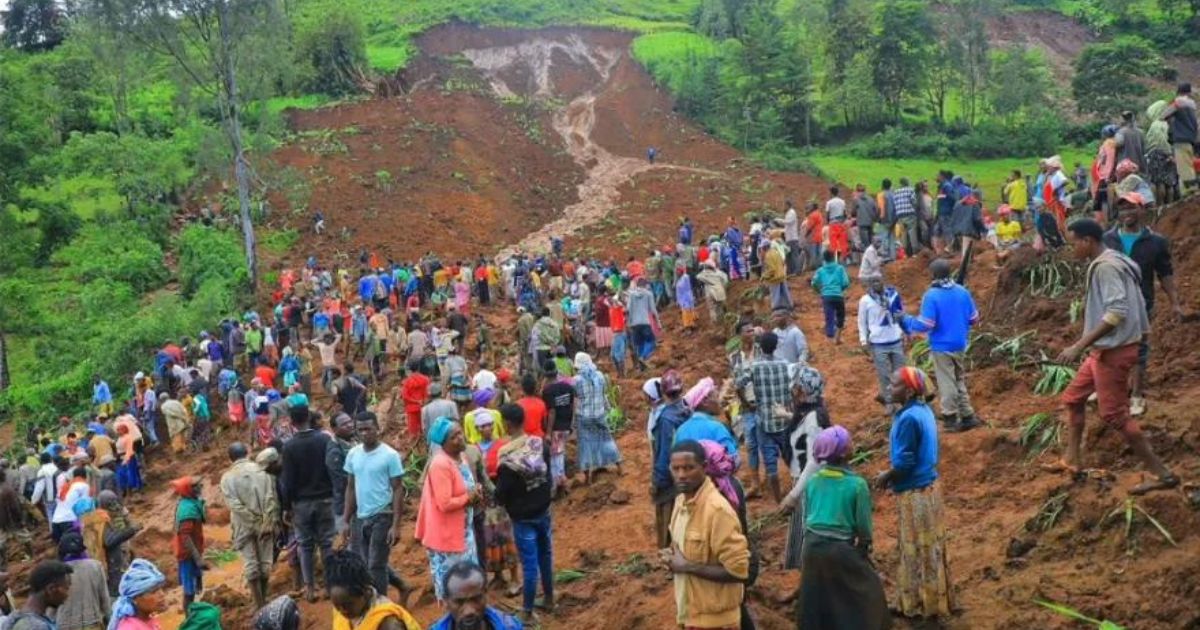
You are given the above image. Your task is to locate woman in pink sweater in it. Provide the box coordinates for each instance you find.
[415,418,481,602]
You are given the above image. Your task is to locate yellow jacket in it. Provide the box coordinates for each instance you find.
[1004,179,1028,211]
[762,247,786,284]
[670,478,749,628]
[333,599,421,630]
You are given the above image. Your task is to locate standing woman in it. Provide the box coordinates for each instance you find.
[1144,100,1179,205]
[796,426,888,629]
[113,420,143,496]
[779,365,830,572]
[874,367,953,619]
[572,353,623,485]
[415,418,481,603]
[674,263,697,333]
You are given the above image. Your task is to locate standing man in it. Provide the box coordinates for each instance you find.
[858,276,907,413]
[218,442,278,609]
[811,250,851,344]
[664,441,750,630]
[737,333,794,503]
[892,177,921,257]
[695,260,729,325]
[854,184,878,254]
[494,404,554,623]
[902,259,982,433]
[625,278,659,372]
[1160,83,1197,192]
[280,405,336,603]
[770,308,808,365]
[825,186,847,223]
[7,561,74,630]
[1114,110,1147,175]
[783,199,802,275]
[1102,193,1186,416]
[1057,219,1178,495]
[326,413,356,541]
[91,376,112,418]
[343,411,410,602]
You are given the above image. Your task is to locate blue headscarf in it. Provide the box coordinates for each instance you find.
[429,417,457,446]
[72,496,98,519]
[107,559,166,630]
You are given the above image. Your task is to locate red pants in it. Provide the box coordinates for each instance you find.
[1061,344,1140,437]
[406,409,422,437]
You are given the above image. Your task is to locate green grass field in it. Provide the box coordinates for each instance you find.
[809,149,1092,202]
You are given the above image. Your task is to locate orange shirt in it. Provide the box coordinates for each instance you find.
[517,396,549,437]
[806,211,824,245]
[401,373,431,413]
[609,304,627,333]
[254,365,277,387]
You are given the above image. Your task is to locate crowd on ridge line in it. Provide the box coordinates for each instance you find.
[1,93,1195,628]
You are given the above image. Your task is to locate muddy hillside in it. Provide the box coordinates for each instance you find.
[50,25,1199,630]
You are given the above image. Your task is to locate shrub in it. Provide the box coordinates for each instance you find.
[295,9,368,96]
[177,224,248,298]
[51,222,168,292]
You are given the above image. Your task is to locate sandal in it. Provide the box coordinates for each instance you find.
[1130,474,1180,496]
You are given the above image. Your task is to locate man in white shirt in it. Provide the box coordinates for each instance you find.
[825,186,847,223]
[471,360,498,392]
[30,455,61,534]
[783,199,801,275]
[857,276,907,412]
[51,468,90,541]
[859,235,884,281]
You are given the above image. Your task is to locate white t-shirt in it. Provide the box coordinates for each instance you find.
[53,480,90,523]
[826,197,847,222]
[472,370,497,392]
[783,208,799,241]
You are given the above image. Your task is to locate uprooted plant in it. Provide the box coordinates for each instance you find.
[1027,491,1070,532]
[1099,497,1179,555]
[1019,412,1061,458]
[989,330,1037,368]
[1034,363,1077,396]
[1026,259,1083,298]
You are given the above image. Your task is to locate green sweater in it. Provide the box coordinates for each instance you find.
[803,466,873,542]
[811,262,851,298]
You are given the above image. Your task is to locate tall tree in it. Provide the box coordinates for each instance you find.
[987,45,1052,120]
[1,0,66,51]
[923,14,956,124]
[1071,37,1161,119]
[945,0,994,127]
[113,0,289,291]
[870,0,933,121]
[821,0,869,128]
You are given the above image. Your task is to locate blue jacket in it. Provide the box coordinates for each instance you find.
[429,608,523,630]
[652,400,691,490]
[889,401,939,493]
[673,412,739,461]
[905,282,977,352]
[811,261,850,298]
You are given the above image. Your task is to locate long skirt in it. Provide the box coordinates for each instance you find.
[116,457,143,492]
[896,484,953,618]
[550,430,570,485]
[1146,148,1178,187]
[482,506,519,574]
[782,497,806,570]
[427,526,478,602]
[797,533,890,630]
[593,326,613,350]
[576,415,621,472]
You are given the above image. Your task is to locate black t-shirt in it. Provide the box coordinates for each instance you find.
[542,382,576,432]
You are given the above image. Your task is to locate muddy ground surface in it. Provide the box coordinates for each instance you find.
[17,24,1200,630]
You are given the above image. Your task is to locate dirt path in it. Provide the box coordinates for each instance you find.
[461,34,722,257]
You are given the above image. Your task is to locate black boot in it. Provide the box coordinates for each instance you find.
[958,415,983,432]
[941,414,961,433]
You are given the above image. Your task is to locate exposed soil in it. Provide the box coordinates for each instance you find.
[37,24,1200,630]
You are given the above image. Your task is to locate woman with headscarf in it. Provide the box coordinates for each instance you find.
[415,418,481,603]
[572,353,622,484]
[642,377,665,446]
[1039,156,1070,248]
[780,365,831,571]
[463,389,506,445]
[97,491,139,595]
[253,596,300,630]
[796,426,888,629]
[170,476,207,614]
[108,559,167,630]
[697,439,758,630]
[874,367,952,619]
[674,264,697,333]
[462,412,521,597]
[675,378,738,458]
[444,345,472,407]
[55,532,111,630]
[72,498,110,574]
[1144,100,1179,205]
[1113,159,1156,208]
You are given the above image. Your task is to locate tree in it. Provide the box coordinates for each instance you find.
[111,0,289,291]
[987,45,1052,120]
[1,0,66,51]
[1071,37,1162,119]
[821,0,869,128]
[34,201,83,264]
[0,54,56,206]
[871,0,934,122]
[923,29,956,124]
[945,0,994,127]
[295,9,368,96]
[691,0,753,39]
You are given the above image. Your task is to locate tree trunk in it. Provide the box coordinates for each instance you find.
[0,330,9,392]
[217,0,257,291]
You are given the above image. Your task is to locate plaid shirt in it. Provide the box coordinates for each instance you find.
[574,373,609,420]
[893,187,918,217]
[738,357,792,433]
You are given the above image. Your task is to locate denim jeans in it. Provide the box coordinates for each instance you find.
[629,325,655,362]
[350,512,394,594]
[769,283,793,311]
[821,296,845,338]
[741,412,762,472]
[611,332,627,372]
[757,426,791,477]
[512,512,554,613]
[293,498,335,589]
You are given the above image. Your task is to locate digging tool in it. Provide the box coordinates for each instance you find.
[955,238,975,286]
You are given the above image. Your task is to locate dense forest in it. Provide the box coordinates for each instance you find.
[0,0,1196,427]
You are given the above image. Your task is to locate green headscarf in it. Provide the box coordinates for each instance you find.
[178,602,223,630]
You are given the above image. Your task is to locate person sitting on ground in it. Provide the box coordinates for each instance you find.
[253,596,301,630]
[429,561,523,630]
[328,550,421,630]
[992,205,1023,265]
[7,560,74,630]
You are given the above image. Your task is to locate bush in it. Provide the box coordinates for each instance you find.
[955,114,1063,159]
[295,9,368,96]
[853,126,953,159]
[51,222,169,292]
[177,224,248,298]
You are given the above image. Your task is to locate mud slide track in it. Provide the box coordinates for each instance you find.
[460,34,722,257]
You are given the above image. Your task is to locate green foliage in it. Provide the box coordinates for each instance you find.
[33,200,83,263]
[259,228,301,255]
[1,0,65,51]
[1019,412,1061,456]
[1034,364,1077,395]
[51,223,169,292]
[53,131,194,212]
[295,9,369,96]
[177,225,249,297]
[871,0,934,121]
[987,46,1053,120]
[1035,600,1126,629]
[1071,37,1162,119]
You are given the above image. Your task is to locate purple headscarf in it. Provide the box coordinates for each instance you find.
[472,388,496,408]
[699,439,740,510]
[812,425,852,463]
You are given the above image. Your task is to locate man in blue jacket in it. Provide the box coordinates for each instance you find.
[650,370,691,549]
[903,259,982,432]
[431,561,523,629]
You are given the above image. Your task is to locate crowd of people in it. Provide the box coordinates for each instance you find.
[0,85,1195,630]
